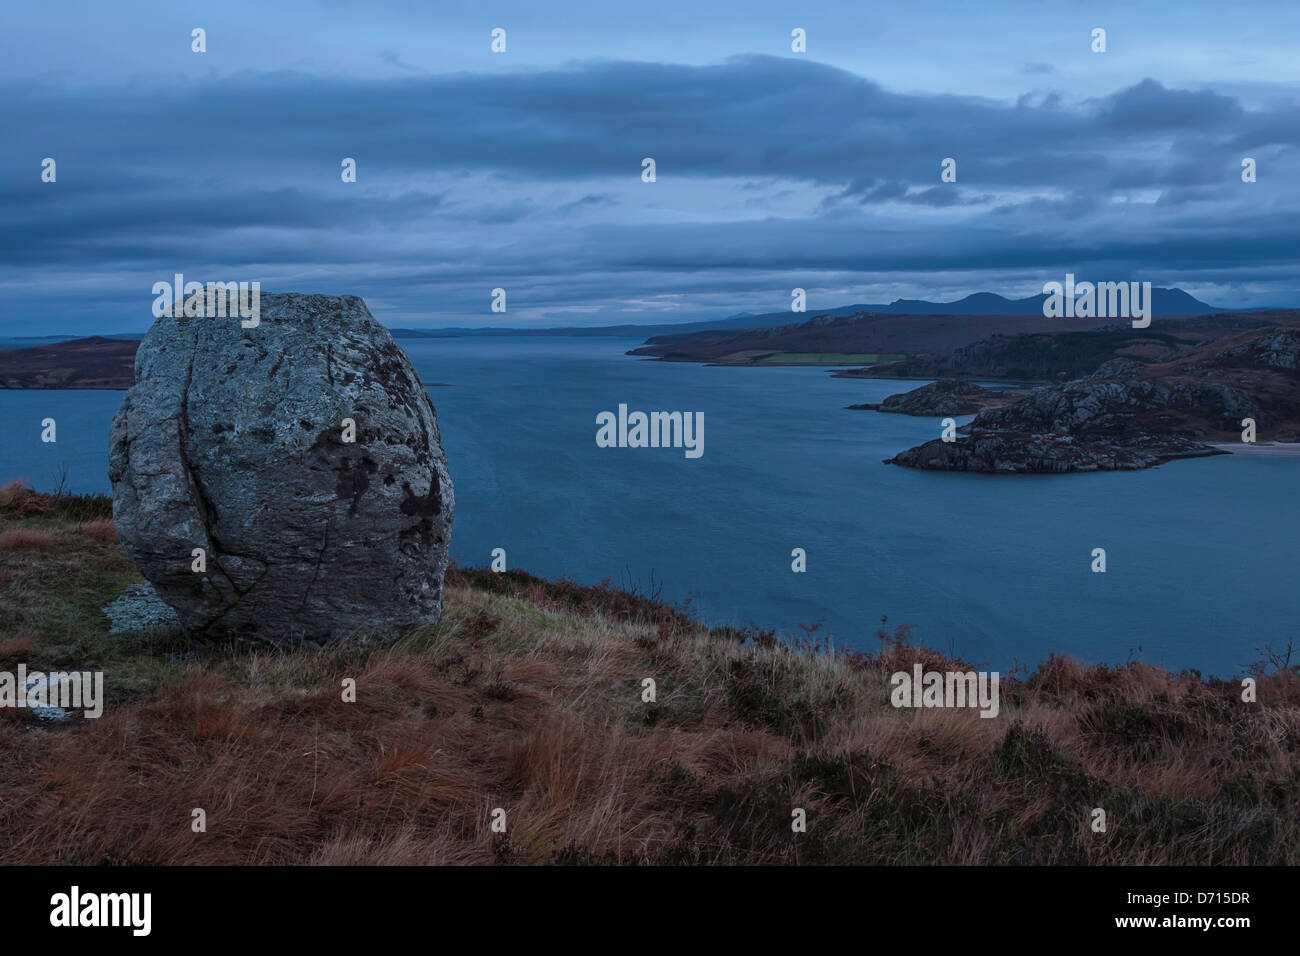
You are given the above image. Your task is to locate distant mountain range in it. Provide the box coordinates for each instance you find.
[7,289,1236,344]
[883,288,1217,317]
[390,288,1226,339]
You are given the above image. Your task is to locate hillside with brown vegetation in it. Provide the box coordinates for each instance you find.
[1,480,1297,864]
[0,336,139,389]
[630,310,1300,368]
[631,312,1126,365]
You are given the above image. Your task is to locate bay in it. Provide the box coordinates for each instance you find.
[2,335,1294,677]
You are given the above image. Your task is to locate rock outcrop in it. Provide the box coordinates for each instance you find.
[968,378,1260,437]
[886,374,1257,473]
[848,379,1023,416]
[108,293,454,649]
[885,430,1223,473]
[885,325,1300,474]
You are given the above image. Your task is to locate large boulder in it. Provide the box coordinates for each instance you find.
[108,293,454,649]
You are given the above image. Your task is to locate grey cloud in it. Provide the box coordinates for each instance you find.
[2,56,1298,332]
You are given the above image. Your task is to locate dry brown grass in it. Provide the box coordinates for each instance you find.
[79,518,118,543]
[1,486,1297,865]
[0,527,60,551]
[0,480,49,517]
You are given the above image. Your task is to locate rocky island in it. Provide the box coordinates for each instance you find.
[879,327,1300,473]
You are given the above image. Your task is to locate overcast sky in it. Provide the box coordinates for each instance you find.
[3,0,1299,334]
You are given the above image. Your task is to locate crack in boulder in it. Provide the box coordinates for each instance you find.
[109,293,454,649]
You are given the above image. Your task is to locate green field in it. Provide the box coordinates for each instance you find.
[753,352,905,366]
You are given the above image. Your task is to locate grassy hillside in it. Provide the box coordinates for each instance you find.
[1,481,1297,865]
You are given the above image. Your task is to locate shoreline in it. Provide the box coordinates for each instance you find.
[0,479,1263,680]
[1209,441,1300,457]
[6,477,1299,865]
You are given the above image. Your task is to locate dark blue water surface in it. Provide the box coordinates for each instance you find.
[2,336,1295,676]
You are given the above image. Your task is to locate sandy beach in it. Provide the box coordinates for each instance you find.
[1210,442,1300,457]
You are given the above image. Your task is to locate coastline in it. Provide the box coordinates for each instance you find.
[1209,441,1300,457]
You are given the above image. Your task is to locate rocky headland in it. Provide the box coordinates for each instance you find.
[847,379,1024,416]
[0,333,453,390]
[0,336,138,388]
[880,327,1300,473]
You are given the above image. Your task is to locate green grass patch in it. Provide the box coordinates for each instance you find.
[755,352,905,365]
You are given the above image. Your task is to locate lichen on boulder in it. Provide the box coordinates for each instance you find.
[108,293,454,649]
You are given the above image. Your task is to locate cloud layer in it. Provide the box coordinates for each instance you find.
[3,53,1299,333]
